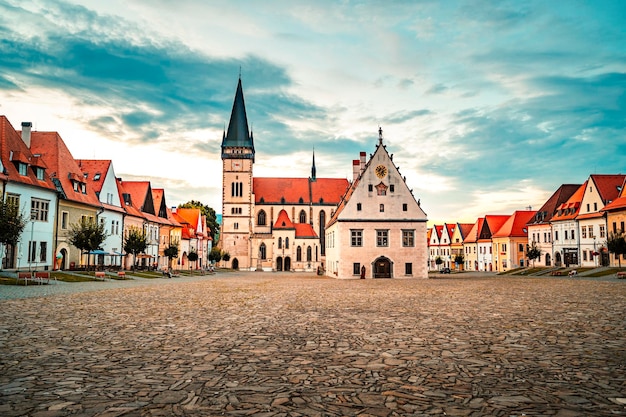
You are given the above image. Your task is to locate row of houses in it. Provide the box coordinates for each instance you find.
[429,174,626,272]
[0,116,211,272]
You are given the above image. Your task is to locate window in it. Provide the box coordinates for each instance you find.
[583,251,587,261]
[353,263,361,275]
[403,203,407,211]
[259,243,266,260]
[571,230,575,240]
[299,210,306,223]
[30,198,50,222]
[306,246,312,262]
[565,230,568,240]
[296,246,302,261]
[405,263,412,275]
[368,184,373,192]
[61,212,69,229]
[257,210,266,226]
[621,221,625,233]
[376,183,387,196]
[94,173,101,181]
[519,244,524,252]
[379,204,384,212]
[231,182,243,197]
[594,202,598,211]
[402,230,414,247]
[357,203,362,211]
[555,231,559,241]
[35,167,45,180]
[390,184,394,193]
[81,183,86,194]
[6,193,20,208]
[376,230,388,247]
[28,241,37,262]
[586,203,590,212]
[599,225,605,238]
[18,163,27,176]
[351,229,363,247]
[39,241,47,262]
[234,222,239,230]
[581,226,587,238]
[278,237,282,249]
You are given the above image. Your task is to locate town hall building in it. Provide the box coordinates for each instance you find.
[219,78,428,278]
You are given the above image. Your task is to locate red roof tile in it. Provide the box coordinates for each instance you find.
[591,174,626,203]
[274,209,295,229]
[463,218,484,244]
[76,159,111,194]
[552,182,587,221]
[254,177,348,204]
[478,215,509,241]
[492,211,537,238]
[602,196,626,212]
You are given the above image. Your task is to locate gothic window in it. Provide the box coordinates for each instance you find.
[299,210,306,223]
[257,210,267,226]
[306,246,312,262]
[319,211,326,256]
[259,243,266,260]
[297,246,302,261]
[285,237,289,249]
[278,237,282,249]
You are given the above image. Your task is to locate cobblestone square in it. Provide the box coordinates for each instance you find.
[1,272,625,416]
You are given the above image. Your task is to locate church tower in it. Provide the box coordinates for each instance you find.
[221,78,255,270]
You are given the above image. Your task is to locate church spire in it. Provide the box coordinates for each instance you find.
[311,148,317,181]
[221,77,255,160]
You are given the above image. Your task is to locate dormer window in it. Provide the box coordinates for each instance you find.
[73,180,79,191]
[94,173,101,181]
[18,162,28,176]
[81,183,87,194]
[34,167,45,180]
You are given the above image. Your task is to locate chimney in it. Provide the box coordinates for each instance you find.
[352,160,360,181]
[21,122,32,148]
[359,151,366,175]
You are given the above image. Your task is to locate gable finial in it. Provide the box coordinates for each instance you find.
[311,147,317,181]
[378,126,383,144]
[239,65,242,79]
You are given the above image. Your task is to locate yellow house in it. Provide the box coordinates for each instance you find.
[491,211,536,272]
[602,184,626,267]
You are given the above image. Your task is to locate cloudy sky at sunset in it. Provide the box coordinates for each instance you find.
[1,0,624,225]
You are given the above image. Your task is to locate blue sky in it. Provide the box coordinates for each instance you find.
[1,0,624,225]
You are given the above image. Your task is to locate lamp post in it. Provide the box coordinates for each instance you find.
[28,214,35,273]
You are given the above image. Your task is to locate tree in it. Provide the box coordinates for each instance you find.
[209,247,223,264]
[178,200,220,244]
[163,240,179,271]
[606,232,626,269]
[222,252,231,263]
[527,242,542,267]
[435,256,443,269]
[67,217,108,271]
[0,199,26,264]
[187,249,198,270]
[123,226,147,270]
[454,254,465,269]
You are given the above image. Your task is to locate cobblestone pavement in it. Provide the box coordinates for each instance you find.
[1,273,625,417]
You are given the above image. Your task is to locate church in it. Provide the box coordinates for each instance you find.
[219,78,428,278]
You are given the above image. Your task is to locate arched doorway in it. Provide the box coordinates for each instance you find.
[474,260,478,270]
[545,253,551,266]
[373,256,392,278]
[555,252,562,267]
[276,257,283,271]
[232,258,239,270]
[284,256,291,271]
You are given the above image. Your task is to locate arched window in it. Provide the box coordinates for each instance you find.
[278,237,282,249]
[259,243,266,260]
[306,246,312,262]
[285,237,289,249]
[257,210,266,226]
[297,246,302,261]
[299,210,306,223]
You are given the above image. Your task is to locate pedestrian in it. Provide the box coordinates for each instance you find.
[360,265,366,279]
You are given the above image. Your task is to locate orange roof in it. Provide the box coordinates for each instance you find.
[478,215,509,241]
[463,218,484,244]
[445,223,455,239]
[0,116,56,191]
[30,131,101,208]
[273,209,318,238]
[552,182,587,222]
[294,223,318,238]
[602,196,626,212]
[492,211,537,238]
[76,159,111,194]
[591,174,626,203]
[274,209,295,229]
[254,177,348,205]
[527,184,581,226]
[457,223,474,240]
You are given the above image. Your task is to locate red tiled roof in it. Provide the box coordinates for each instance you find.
[478,215,509,241]
[591,174,626,203]
[30,131,101,208]
[463,218,484,244]
[527,184,581,226]
[602,196,626,212]
[294,223,318,238]
[273,209,317,238]
[254,177,348,204]
[76,159,111,194]
[274,209,295,229]
[445,223,455,239]
[552,182,587,222]
[0,116,56,191]
[492,211,537,238]
[457,223,474,241]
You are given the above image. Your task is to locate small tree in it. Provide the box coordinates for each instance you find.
[187,250,199,271]
[606,232,626,269]
[0,199,26,266]
[209,247,223,265]
[123,226,147,270]
[222,251,231,267]
[454,254,465,270]
[68,217,108,271]
[163,241,179,271]
[527,243,542,267]
[435,256,443,270]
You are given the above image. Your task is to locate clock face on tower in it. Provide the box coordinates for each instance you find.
[375,164,388,178]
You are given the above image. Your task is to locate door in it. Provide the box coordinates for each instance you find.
[232,258,239,270]
[373,257,392,278]
[276,257,283,271]
[284,257,291,271]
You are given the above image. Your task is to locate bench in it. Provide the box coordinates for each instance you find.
[616,271,626,279]
[550,271,562,276]
[117,271,126,278]
[17,272,32,284]
[94,271,106,281]
[33,271,50,284]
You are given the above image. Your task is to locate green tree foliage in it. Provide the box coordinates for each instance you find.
[435,256,443,266]
[526,243,542,267]
[163,240,179,270]
[123,226,147,270]
[209,247,223,264]
[187,249,198,270]
[606,232,626,269]
[454,254,465,268]
[0,198,26,248]
[68,217,108,271]
[178,200,219,244]
[222,252,231,262]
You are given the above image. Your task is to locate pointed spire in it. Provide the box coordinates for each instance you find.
[221,77,255,160]
[311,147,316,181]
[378,126,384,145]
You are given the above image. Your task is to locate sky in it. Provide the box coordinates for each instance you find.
[1,0,625,226]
